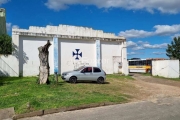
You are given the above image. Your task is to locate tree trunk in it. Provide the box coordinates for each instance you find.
[38,40,51,84]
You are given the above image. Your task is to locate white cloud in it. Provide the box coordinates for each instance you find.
[45,0,68,11]
[127,41,145,50]
[152,52,166,55]
[142,43,168,49]
[6,22,11,32]
[127,52,139,55]
[171,33,180,39]
[127,41,137,47]
[45,0,180,14]
[127,40,167,50]
[119,29,153,39]
[132,46,144,50]
[6,23,19,32]
[119,24,180,39]
[138,40,149,44]
[0,0,9,6]
[12,25,19,29]
[154,25,180,36]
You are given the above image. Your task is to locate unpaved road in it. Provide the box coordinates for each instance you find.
[130,74,180,101]
[20,74,180,120]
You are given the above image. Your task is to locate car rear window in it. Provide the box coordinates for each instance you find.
[93,67,101,72]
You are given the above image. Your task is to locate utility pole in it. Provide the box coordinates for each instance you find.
[0,8,7,35]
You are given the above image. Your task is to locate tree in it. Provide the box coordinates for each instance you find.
[166,36,180,60]
[38,40,51,84]
[0,34,14,56]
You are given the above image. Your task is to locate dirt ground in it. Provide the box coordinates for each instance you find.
[126,74,180,102]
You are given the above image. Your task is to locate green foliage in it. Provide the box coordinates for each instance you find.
[0,34,14,55]
[166,36,180,60]
[48,75,56,85]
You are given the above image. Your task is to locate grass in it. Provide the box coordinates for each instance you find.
[140,73,151,76]
[135,72,180,81]
[0,74,134,114]
[153,75,180,81]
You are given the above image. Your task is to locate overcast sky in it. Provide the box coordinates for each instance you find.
[1,0,180,59]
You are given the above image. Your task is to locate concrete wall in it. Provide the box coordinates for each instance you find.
[13,25,124,39]
[59,39,125,74]
[60,39,96,74]
[121,42,128,75]
[0,55,19,76]
[0,34,20,77]
[0,25,128,77]
[152,60,179,78]
[101,41,121,74]
[19,36,53,76]
[0,37,126,77]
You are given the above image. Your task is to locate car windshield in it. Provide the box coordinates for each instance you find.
[74,66,85,71]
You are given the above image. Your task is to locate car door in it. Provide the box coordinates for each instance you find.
[80,67,93,80]
[92,67,102,80]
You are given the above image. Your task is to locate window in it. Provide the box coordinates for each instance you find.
[143,60,146,65]
[82,67,92,73]
[129,61,132,65]
[74,66,85,71]
[139,61,143,65]
[129,61,135,65]
[93,67,101,72]
[147,60,151,65]
[135,61,139,65]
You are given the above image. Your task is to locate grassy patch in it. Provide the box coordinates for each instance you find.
[153,75,180,81]
[107,74,134,80]
[0,75,134,114]
[141,73,151,76]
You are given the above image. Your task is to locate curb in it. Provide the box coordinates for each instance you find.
[13,110,43,120]
[12,102,119,119]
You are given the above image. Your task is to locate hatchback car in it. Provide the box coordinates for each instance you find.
[61,66,106,84]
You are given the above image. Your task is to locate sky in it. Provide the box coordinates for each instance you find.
[1,0,180,59]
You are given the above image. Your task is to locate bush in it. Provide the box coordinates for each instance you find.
[0,34,14,55]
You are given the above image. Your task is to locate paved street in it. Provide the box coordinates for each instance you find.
[21,96,180,120]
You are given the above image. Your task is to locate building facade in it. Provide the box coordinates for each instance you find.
[0,25,128,76]
[0,8,7,35]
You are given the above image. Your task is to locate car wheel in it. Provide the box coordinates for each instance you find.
[69,76,77,84]
[97,77,104,84]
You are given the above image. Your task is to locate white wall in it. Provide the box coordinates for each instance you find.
[19,36,53,76]
[0,36,128,76]
[0,34,19,77]
[60,39,96,74]
[13,25,124,39]
[101,41,122,74]
[152,60,179,78]
[121,41,128,75]
[5,25,126,76]
[0,55,19,76]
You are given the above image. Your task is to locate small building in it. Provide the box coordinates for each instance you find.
[0,25,128,76]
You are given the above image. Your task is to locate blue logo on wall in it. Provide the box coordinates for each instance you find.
[73,49,82,60]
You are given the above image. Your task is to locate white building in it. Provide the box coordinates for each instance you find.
[0,25,128,76]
